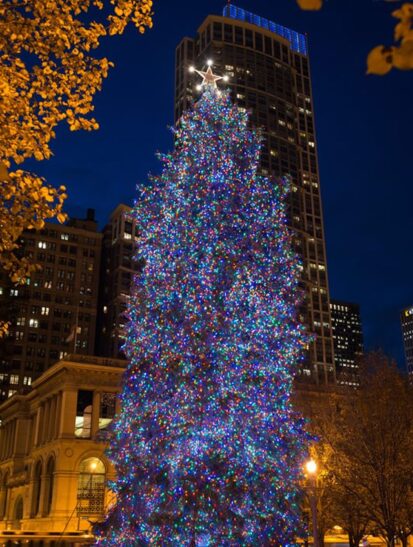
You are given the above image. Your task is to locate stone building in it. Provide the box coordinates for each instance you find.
[0,355,124,546]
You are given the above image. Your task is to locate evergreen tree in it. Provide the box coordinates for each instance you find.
[96,80,309,546]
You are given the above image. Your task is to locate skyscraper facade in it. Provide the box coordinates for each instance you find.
[401,305,413,377]
[0,210,101,400]
[330,299,364,386]
[175,4,335,383]
[97,204,142,358]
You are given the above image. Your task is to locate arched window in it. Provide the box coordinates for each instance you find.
[0,472,8,520]
[77,457,105,516]
[44,457,55,515]
[31,460,42,517]
[13,496,23,529]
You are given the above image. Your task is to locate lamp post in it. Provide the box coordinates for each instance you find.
[305,459,319,547]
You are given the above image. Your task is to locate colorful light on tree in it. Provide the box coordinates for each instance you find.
[96,75,310,546]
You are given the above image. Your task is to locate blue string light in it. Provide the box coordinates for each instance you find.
[95,85,310,546]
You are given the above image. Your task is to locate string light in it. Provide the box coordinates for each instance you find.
[95,84,310,546]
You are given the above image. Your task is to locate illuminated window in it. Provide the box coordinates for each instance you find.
[10,375,19,385]
[38,241,47,249]
[61,233,69,241]
[77,458,106,516]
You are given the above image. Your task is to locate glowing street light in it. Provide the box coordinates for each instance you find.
[306,459,317,475]
[305,459,319,547]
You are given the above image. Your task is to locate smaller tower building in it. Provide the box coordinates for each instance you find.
[401,305,413,377]
[330,299,364,386]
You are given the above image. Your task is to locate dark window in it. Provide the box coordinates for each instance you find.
[255,33,263,52]
[235,26,243,45]
[213,22,222,41]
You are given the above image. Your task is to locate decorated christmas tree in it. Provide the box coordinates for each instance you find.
[96,67,310,546]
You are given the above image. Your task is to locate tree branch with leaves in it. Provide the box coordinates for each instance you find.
[315,354,413,547]
[0,0,153,298]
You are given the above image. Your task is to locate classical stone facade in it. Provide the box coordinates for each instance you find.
[0,355,125,546]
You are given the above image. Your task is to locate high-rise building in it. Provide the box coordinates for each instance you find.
[401,305,413,377]
[0,210,102,400]
[175,4,336,383]
[97,204,142,358]
[330,300,364,386]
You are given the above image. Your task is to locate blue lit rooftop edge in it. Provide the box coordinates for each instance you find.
[223,4,308,56]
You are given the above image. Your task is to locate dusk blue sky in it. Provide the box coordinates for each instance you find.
[32,1,413,366]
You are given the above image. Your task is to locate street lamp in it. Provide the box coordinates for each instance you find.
[305,459,319,547]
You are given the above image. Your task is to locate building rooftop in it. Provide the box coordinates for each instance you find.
[222,4,308,56]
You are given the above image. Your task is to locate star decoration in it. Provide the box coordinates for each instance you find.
[194,66,224,88]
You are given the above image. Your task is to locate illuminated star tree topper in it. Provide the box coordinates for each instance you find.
[189,59,230,91]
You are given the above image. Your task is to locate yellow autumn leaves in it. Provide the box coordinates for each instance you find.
[297,0,323,9]
[0,0,153,291]
[297,0,413,75]
[367,4,413,74]
[0,172,67,283]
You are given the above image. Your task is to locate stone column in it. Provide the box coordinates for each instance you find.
[91,391,100,438]
[54,392,62,439]
[59,390,78,439]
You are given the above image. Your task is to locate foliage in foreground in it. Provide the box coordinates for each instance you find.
[306,353,413,547]
[0,0,153,296]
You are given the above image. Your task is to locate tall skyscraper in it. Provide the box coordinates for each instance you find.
[330,299,364,386]
[175,4,336,383]
[97,204,142,358]
[0,210,101,400]
[401,305,413,377]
